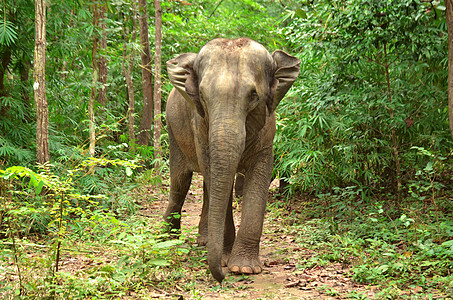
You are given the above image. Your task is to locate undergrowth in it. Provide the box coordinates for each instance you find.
[270,186,453,299]
[0,157,191,299]
[1,150,452,299]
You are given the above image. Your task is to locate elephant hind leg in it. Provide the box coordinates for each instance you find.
[164,169,193,234]
[222,187,236,265]
[197,182,209,245]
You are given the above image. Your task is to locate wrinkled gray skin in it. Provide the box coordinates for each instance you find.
[164,38,300,283]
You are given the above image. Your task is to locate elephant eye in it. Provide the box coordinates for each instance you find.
[247,91,260,112]
[250,91,258,102]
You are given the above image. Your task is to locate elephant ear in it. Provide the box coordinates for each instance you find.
[269,50,301,112]
[167,53,205,118]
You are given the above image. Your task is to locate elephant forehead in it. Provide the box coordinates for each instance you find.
[199,70,254,99]
[199,56,271,94]
[202,37,261,52]
[196,40,273,77]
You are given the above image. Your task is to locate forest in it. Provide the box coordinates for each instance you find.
[1,0,453,298]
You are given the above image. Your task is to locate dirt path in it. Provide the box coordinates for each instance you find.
[150,174,377,299]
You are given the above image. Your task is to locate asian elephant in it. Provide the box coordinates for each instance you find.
[163,38,300,283]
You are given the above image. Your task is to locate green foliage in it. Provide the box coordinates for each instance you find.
[0,158,193,298]
[0,0,35,166]
[273,192,453,297]
[0,156,140,235]
[0,89,35,166]
[0,20,17,46]
[162,0,285,60]
[274,0,452,195]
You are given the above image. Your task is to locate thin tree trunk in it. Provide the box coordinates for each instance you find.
[98,1,108,106]
[153,0,162,173]
[137,0,154,146]
[34,0,49,163]
[89,2,99,157]
[0,49,11,117]
[383,43,402,203]
[89,69,97,157]
[122,4,137,151]
[446,0,453,141]
[20,60,32,121]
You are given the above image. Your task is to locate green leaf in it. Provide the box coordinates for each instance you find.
[0,20,17,46]
[177,248,190,254]
[148,258,170,266]
[442,240,453,247]
[125,166,132,177]
[35,180,44,195]
[424,161,433,172]
[153,239,183,249]
[28,171,38,188]
[295,8,307,19]
[377,265,389,273]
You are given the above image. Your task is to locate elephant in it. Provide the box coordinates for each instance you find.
[163,38,300,283]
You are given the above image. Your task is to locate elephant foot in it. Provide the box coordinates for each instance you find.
[227,256,262,274]
[197,235,207,246]
[221,253,230,267]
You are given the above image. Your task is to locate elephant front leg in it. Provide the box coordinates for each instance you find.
[228,150,273,274]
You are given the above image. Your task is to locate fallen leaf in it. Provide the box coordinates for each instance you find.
[285,280,300,288]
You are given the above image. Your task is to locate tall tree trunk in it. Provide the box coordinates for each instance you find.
[98,1,108,106]
[137,0,154,146]
[89,1,99,157]
[34,0,49,164]
[383,43,402,203]
[153,0,162,172]
[20,60,31,121]
[0,49,11,117]
[122,3,137,151]
[447,0,453,141]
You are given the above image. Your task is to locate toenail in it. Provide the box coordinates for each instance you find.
[241,266,252,273]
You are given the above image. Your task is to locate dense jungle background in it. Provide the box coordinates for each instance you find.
[1,0,453,298]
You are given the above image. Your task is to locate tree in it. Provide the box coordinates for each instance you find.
[122,1,138,151]
[34,0,49,163]
[89,1,100,157]
[0,49,11,117]
[98,0,108,107]
[274,0,450,194]
[137,0,154,146]
[153,0,162,171]
[447,0,453,141]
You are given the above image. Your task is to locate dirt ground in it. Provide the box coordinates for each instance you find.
[146,174,378,299]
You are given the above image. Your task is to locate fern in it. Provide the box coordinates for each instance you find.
[0,136,34,165]
[0,19,17,46]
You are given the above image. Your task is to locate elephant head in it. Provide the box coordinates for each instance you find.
[167,38,300,282]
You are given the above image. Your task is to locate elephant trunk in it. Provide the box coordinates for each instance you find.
[207,118,245,283]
